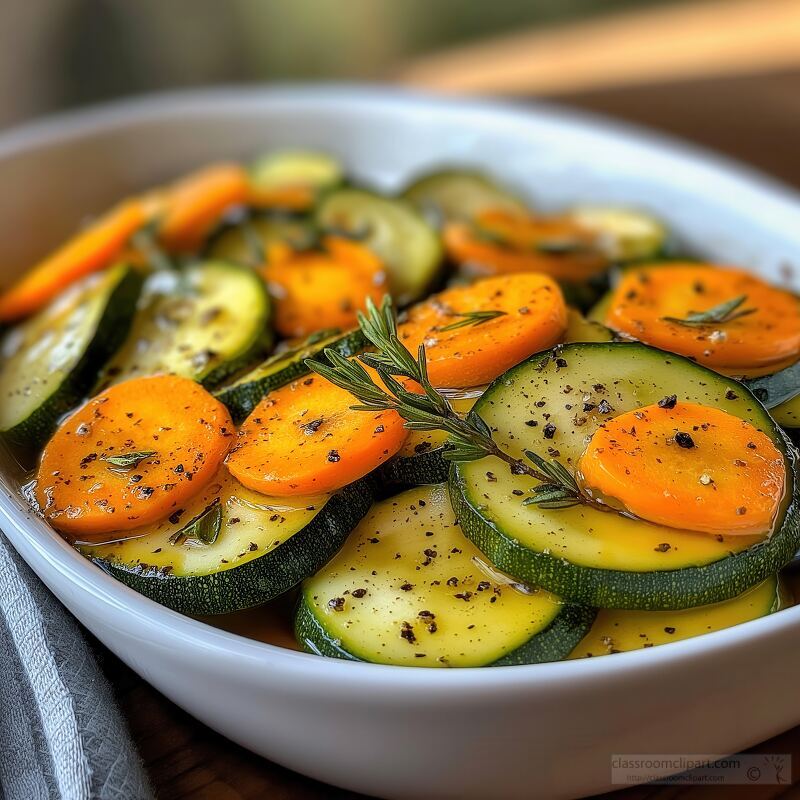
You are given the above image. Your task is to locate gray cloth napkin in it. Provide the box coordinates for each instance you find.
[0,533,153,800]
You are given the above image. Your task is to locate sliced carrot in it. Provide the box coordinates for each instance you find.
[577,401,785,536]
[226,370,407,495]
[605,264,800,377]
[35,375,234,538]
[0,200,147,322]
[443,209,608,282]
[397,273,567,388]
[248,185,316,212]
[263,236,388,338]
[158,163,250,252]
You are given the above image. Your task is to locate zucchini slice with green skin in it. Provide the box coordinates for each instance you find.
[97,261,272,391]
[569,206,667,262]
[315,189,442,305]
[0,263,143,448]
[205,213,317,266]
[250,150,344,198]
[450,342,800,610]
[569,575,784,658]
[381,311,611,489]
[402,169,528,223]
[80,469,373,616]
[215,328,366,423]
[296,483,595,667]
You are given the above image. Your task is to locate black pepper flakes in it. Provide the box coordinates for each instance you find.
[658,395,678,409]
[543,422,556,439]
[327,449,341,463]
[675,432,695,449]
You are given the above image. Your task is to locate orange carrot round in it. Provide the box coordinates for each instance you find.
[605,264,800,377]
[158,163,250,252]
[248,185,316,212]
[443,209,608,282]
[226,371,407,495]
[397,273,567,388]
[36,375,234,538]
[0,200,147,322]
[263,236,388,338]
[577,401,785,536]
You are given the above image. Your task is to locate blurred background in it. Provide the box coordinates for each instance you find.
[1,0,799,183]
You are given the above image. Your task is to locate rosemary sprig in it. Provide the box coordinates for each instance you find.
[434,309,507,332]
[305,296,589,508]
[662,295,756,327]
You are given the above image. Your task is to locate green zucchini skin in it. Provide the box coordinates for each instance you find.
[378,446,450,489]
[215,328,366,423]
[88,478,373,616]
[1,264,143,449]
[295,597,595,666]
[449,343,800,611]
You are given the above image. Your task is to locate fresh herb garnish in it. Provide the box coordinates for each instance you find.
[662,295,756,327]
[434,309,507,332]
[306,296,599,511]
[169,499,222,546]
[102,450,157,470]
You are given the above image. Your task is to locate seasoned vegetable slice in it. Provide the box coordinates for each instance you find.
[226,370,407,496]
[569,576,783,657]
[80,468,372,615]
[450,342,800,609]
[263,237,387,338]
[35,375,234,537]
[397,273,567,388]
[602,263,800,377]
[296,484,594,666]
[402,169,528,223]
[0,264,142,448]
[97,261,272,390]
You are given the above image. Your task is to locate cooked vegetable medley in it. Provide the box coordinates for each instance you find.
[2,151,799,667]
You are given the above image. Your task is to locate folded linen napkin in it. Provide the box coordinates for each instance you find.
[0,533,152,800]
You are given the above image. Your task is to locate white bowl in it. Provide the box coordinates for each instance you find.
[2,87,800,800]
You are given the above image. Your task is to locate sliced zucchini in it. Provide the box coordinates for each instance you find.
[0,264,142,448]
[315,189,442,305]
[450,342,800,610]
[205,213,316,267]
[215,328,366,423]
[402,169,528,224]
[81,469,372,615]
[250,150,343,198]
[97,261,272,391]
[296,484,594,667]
[569,575,783,658]
[569,206,667,262]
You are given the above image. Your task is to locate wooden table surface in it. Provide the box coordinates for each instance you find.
[101,70,800,799]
